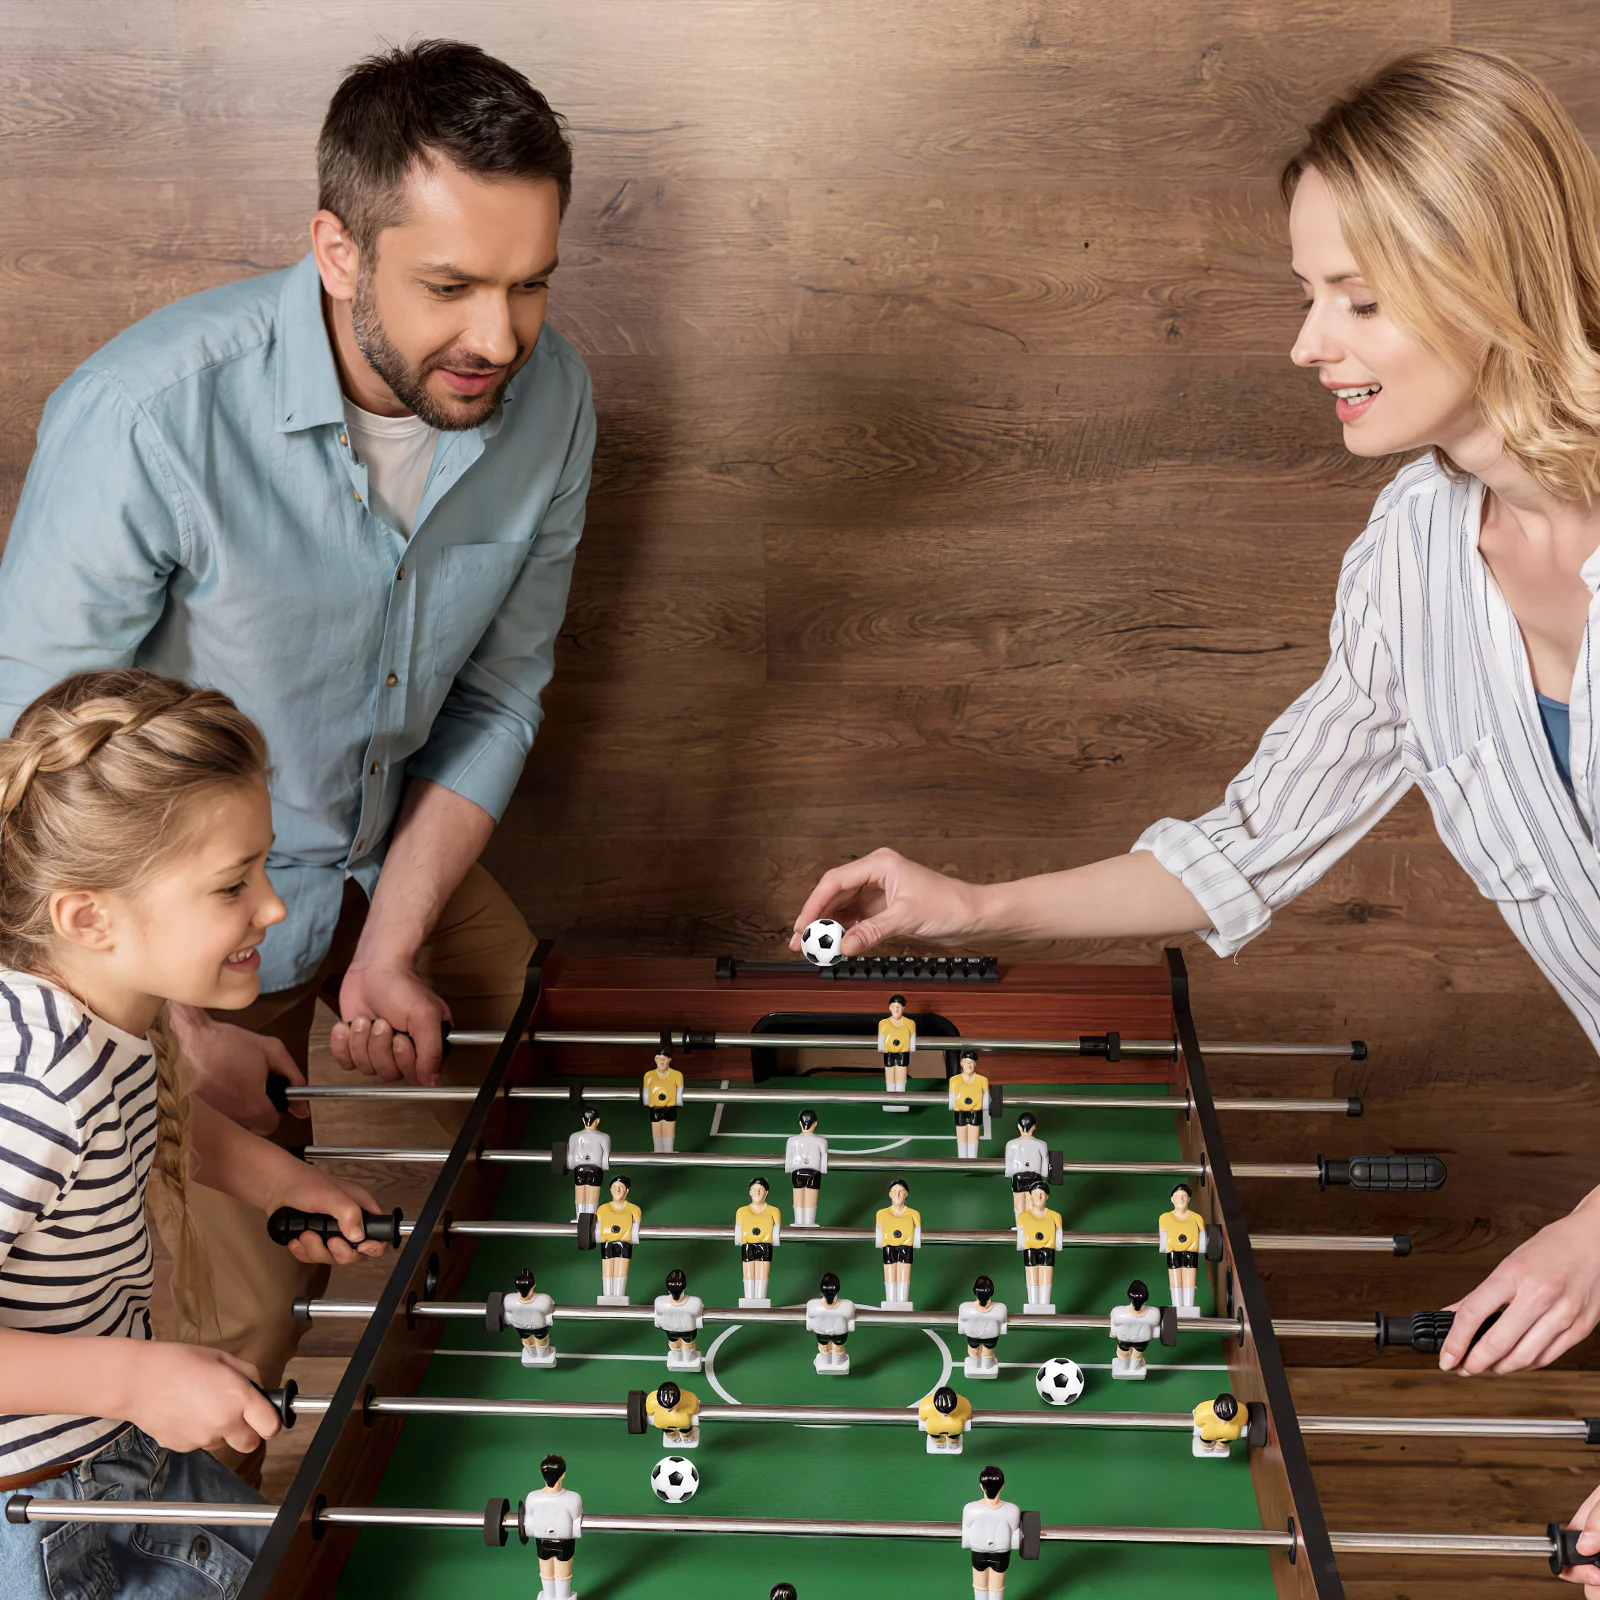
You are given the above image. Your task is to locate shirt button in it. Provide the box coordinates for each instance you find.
[340,432,348,446]
[370,762,380,775]
[396,564,406,581]
[354,490,362,503]
[386,673,398,687]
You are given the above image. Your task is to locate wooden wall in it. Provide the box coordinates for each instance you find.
[8,3,1600,1349]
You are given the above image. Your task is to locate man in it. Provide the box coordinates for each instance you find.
[0,40,594,1438]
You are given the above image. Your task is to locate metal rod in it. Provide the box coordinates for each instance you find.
[1273,1319,1378,1339]
[1,1499,1567,1562]
[1301,1415,1595,1440]
[305,1144,1326,1182]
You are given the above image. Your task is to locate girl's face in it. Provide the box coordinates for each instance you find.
[1288,166,1480,459]
[70,779,284,1014]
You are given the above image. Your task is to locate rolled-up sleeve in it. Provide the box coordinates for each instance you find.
[1133,517,1414,957]
[408,369,596,820]
[0,372,183,736]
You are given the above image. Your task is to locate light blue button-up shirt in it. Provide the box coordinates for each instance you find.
[0,253,594,991]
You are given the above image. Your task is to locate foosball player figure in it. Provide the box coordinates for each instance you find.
[597,1175,642,1304]
[961,1463,1022,1596]
[771,1587,797,1600]
[918,1383,974,1455]
[877,994,915,1109]
[506,1267,557,1367]
[568,1106,610,1219]
[959,1274,1008,1380]
[1109,1278,1162,1380]
[876,1177,922,1308]
[647,1379,701,1449]
[1004,1112,1050,1218]
[949,1049,990,1159]
[785,1108,828,1226]
[805,1270,857,1374]
[1158,1182,1206,1317]
[642,1046,685,1152]
[524,1452,582,1600]
[654,1268,705,1372]
[1015,1179,1063,1314]
[735,1175,782,1307]
[1192,1391,1244,1459]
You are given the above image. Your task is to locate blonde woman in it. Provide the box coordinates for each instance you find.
[793,51,1600,1397]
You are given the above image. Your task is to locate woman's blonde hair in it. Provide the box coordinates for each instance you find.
[1282,48,1600,501]
[0,668,269,1334]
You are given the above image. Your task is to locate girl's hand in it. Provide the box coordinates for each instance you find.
[1440,1188,1600,1375]
[264,1164,390,1267]
[124,1343,281,1457]
[1557,1480,1600,1590]
[789,848,984,958]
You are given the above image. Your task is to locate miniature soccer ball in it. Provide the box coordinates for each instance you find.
[651,1455,700,1503]
[1035,1357,1086,1406]
[801,918,847,967]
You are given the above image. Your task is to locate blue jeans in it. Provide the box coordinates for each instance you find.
[0,1426,268,1600]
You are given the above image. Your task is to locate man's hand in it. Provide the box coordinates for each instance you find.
[332,961,451,1086]
[168,1004,309,1135]
[1440,1187,1600,1375]
[789,848,986,958]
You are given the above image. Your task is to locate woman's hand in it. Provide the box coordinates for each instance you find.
[123,1343,282,1456]
[1440,1187,1600,1375]
[262,1162,390,1268]
[1557,1480,1600,1590]
[789,848,985,957]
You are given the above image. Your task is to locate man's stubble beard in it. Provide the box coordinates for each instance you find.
[350,266,509,432]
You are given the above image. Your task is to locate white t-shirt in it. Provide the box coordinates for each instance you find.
[958,1299,1008,1342]
[523,1486,583,1541]
[566,1129,611,1171]
[1004,1135,1050,1178]
[654,1293,705,1334]
[1110,1303,1163,1345]
[805,1296,856,1337]
[962,1498,1021,1553]
[785,1132,828,1173]
[504,1289,555,1332]
[343,399,439,538]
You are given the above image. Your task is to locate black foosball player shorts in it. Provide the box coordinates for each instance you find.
[815,1331,849,1348]
[600,1240,633,1260]
[970,1552,1011,1573]
[883,1052,910,1067]
[1022,1248,1056,1267]
[1010,1171,1043,1193]
[649,1107,676,1123]
[882,1245,915,1264]
[953,1110,983,1126]
[966,1334,997,1353]
[536,1539,576,1561]
[790,1168,822,1189]
[1116,1338,1151,1353]
[1166,1250,1199,1270]
[573,1165,604,1187]
[741,1242,774,1262]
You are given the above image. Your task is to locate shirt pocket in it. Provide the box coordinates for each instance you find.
[427,540,535,680]
[1415,733,1558,902]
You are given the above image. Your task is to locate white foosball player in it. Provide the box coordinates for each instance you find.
[523,1452,583,1600]
[1108,1278,1163,1379]
[958,1274,1008,1379]
[653,1268,706,1371]
[961,1463,1022,1595]
[805,1272,857,1374]
[505,1267,557,1367]
[566,1107,610,1219]
[785,1109,829,1226]
[1003,1113,1051,1218]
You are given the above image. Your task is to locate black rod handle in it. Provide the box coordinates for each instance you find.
[1320,1155,1446,1191]
[1550,1523,1600,1573]
[266,1205,403,1247]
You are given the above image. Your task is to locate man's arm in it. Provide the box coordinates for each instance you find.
[333,777,493,1083]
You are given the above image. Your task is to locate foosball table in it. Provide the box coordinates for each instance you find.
[11,947,1599,1598]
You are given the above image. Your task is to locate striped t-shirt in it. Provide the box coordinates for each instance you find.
[0,970,158,1474]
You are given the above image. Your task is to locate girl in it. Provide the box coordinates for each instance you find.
[784,49,1600,1576]
[0,668,390,1599]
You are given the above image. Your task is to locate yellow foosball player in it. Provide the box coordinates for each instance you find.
[1192,1391,1245,1459]
[875,1177,923,1309]
[948,1049,991,1159]
[877,994,916,1108]
[642,1045,685,1152]
[734,1175,782,1307]
[596,1175,642,1305]
[646,1379,701,1449]
[918,1384,974,1455]
[1158,1181,1207,1317]
[1015,1179,1064,1314]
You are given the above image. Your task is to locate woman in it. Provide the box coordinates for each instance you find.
[794,47,1600,1420]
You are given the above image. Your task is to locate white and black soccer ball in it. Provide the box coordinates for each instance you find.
[801,918,847,967]
[651,1455,700,1503]
[1035,1357,1086,1406]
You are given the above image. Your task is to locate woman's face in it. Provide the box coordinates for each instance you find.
[1288,166,1481,459]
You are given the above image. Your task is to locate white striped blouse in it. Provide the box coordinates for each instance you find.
[1135,454,1600,1054]
[0,970,157,1474]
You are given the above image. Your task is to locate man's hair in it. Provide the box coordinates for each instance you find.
[540,1453,565,1486]
[819,1271,840,1296]
[317,39,573,253]
[1213,1392,1239,1421]
[666,1268,687,1293]
[748,1175,770,1195]
[657,1381,681,1406]
[979,1463,1005,1496]
[972,1274,994,1301]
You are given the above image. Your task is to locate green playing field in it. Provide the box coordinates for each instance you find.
[337,1078,1278,1599]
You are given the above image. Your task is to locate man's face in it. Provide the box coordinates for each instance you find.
[350,160,561,430]
[610,1181,629,1205]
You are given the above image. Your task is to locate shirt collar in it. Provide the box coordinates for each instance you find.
[274,254,347,434]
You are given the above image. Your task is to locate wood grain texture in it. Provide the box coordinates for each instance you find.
[8,0,1600,1577]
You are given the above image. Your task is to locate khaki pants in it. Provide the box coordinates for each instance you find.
[149,863,535,1465]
